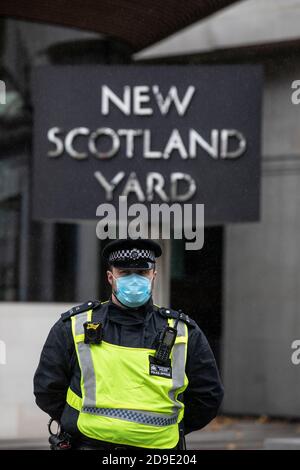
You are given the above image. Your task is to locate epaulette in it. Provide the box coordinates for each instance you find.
[61,300,102,322]
[157,306,196,328]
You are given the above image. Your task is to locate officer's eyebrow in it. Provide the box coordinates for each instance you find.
[117,269,131,275]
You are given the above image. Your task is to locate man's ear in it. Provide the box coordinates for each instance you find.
[107,270,114,286]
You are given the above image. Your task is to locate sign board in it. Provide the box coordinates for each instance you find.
[31,65,263,223]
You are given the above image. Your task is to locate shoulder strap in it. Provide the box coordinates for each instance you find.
[156,306,196,328]
[61,300,102,322]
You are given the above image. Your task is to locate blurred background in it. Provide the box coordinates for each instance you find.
[1,0,300,449]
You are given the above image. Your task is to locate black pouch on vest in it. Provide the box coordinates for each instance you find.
[83,322,103,344]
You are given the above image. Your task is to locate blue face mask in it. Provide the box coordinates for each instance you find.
[113,273,152,308]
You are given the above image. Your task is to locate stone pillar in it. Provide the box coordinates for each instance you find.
[153,239,171,308]
[222,57,300,417]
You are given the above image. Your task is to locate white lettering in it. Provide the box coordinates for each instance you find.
[101,85,131,115]
[47,127,64,157]
[133,86,152,115]
[163,129,188,159]
[94,171,125,200]
[152,85,195,116]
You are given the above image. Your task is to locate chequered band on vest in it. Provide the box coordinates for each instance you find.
[82,407,178,426]
[108,248,155,263]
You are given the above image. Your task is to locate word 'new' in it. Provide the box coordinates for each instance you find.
[101,85,195,116]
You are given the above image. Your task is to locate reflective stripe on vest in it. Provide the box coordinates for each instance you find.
[67,386,82,411]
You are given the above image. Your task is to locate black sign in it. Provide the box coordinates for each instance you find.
[31,65,263,223]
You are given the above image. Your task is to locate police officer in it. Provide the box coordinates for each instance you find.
[34,238,224,450]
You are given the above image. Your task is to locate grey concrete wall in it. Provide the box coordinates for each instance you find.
[222,59,300,416]
[0,302,72,439]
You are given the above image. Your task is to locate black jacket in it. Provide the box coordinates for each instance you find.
[34,298,224,441]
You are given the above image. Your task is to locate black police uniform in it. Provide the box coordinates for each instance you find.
[34,240,224,450]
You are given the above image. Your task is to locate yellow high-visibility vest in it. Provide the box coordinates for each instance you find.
[66,308,189,449]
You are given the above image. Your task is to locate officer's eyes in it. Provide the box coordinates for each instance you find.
[116,270,150,276]
[139,270,150,276]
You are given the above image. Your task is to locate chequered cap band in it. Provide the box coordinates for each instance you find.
[109,248,155,263]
